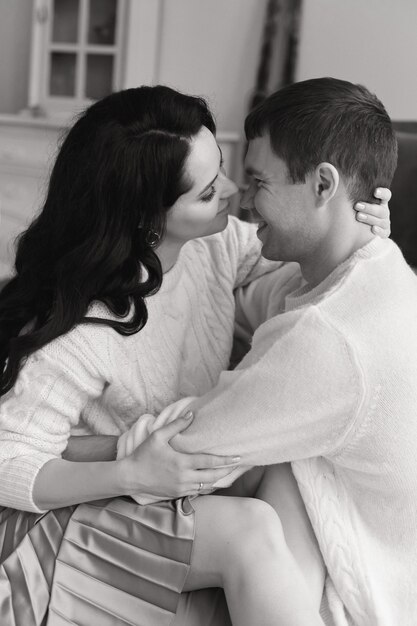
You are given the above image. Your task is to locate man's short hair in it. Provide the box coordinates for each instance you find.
[245,77,398,204]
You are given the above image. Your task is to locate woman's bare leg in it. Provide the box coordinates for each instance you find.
[217,463,326,611]
[181,494,324,626]
[255,463,326,611]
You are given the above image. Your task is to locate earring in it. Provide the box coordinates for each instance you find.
[145,230,161,247]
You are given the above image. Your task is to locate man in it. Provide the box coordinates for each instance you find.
[171,77,417,624]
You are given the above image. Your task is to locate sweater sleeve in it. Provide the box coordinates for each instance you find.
[223,216,285,288]
[234,261,303,337]
[174,308,366,465]
[0,327,108,511]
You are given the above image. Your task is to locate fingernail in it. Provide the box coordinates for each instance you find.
[372,225,382,235]
[355,202,365,210]
[232,456,241,463]
[184,411,194,420]
[357,212,367,221]
[374,188,382,197]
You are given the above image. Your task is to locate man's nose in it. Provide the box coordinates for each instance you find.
[240,184,255,212]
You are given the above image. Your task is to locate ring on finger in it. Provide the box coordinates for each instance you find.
[197,482,204,491]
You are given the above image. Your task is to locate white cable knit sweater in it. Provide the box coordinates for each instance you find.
[0,216,290,512]
[171,237,417,626]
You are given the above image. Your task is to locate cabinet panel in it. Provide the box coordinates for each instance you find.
[52,0,80,43]
[0,212,29,277]
[0,120,57,278]
[0,172,44,222]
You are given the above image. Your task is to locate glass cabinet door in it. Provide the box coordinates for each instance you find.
[88,0,117,45]
[31,0,126,117]
[52,0,79,43]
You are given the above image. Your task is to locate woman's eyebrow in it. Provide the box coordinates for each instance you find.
[198,173,219,197]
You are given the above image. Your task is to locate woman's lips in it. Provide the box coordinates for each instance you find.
[257,220,268,234]
[217,203,230,215]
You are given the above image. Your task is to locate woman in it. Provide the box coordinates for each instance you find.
[0,86,390,626]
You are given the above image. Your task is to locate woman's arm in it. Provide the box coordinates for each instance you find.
[33,413,241,509]
[33,457,126,509]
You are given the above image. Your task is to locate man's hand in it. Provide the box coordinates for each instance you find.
[354,187,391,237]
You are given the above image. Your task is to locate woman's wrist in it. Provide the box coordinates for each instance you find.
[116,454,146,495]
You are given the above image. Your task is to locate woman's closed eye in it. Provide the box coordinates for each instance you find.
[201,185,217,203]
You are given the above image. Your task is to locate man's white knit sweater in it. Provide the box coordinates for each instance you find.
[0,216,295,512]
[172,237,417,626]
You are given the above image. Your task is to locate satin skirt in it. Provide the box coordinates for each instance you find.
[0,497,230,626]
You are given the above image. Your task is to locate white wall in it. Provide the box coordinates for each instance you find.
[155,0,268,133]
[296,0,417,120]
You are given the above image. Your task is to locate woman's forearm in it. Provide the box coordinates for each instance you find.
[32,457,128,510]
[63,435,118,462]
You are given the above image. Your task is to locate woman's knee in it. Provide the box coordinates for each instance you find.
[188,496,287,589]
[225,497,287,562]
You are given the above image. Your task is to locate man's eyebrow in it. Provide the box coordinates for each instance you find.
[245,165,263,177]
[197,148,223,197]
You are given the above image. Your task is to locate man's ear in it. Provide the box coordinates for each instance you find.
[313,162,339,206]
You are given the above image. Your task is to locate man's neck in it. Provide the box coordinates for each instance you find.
[299,216,375,288]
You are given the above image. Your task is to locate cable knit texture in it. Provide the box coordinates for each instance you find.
[0,216,286,513]
[174,237,417,626]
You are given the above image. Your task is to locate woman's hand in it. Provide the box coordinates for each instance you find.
[354,187,391,237]
[119,413,241,499]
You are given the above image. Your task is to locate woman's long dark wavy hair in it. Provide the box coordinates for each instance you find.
[0,85,216,396]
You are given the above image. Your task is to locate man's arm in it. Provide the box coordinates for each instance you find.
[63,435,118,461]
[173,308,364,466]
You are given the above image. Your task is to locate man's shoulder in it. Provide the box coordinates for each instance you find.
[306,239,417,365]
[289,238,417,318]
[252,300,352,356]
[327,238,417,311]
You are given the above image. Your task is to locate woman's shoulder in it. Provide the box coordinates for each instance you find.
[216,215,258,247]
[86,300,122,321]
[29,304,118,376]
[188,215,258,260]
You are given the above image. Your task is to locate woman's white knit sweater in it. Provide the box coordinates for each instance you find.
[0,216,292,512]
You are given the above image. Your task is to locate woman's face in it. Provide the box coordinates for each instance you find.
[164,126,238,245]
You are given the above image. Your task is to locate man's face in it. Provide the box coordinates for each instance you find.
[242,134,314,262]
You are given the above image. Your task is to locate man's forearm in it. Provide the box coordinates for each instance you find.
[63,435,118,462]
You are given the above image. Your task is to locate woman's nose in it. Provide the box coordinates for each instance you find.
[220,174,239,198]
